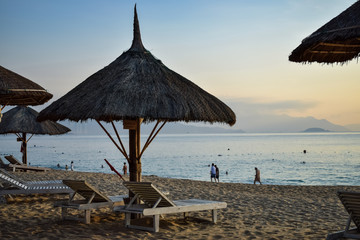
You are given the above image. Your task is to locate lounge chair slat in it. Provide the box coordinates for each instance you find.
[4,155,22,165]
[0,169,73,200]
[116,181,227,232]
[4,155,50,172]
[327,191,360,239]
[55,180,126,224]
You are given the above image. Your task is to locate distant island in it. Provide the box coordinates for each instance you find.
[303,127,330,133]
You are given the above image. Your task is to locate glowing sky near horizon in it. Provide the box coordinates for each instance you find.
[0,0,359,126]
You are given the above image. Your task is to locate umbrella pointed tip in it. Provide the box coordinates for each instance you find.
[129,4,145,51]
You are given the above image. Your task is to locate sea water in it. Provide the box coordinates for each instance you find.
[0,132,359,186]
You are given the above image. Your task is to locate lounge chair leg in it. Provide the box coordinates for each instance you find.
[61,207,68,220]
[0,195,7,204]
[326,231,345,240]
[345,213,352,232]
[212,209,217,223]
[153,214,159,232]
[84,210,91,224]
[125,213,131,227]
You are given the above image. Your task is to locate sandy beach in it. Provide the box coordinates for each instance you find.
[0,170,359,240]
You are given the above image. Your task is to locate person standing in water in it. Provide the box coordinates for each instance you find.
[123,162,127,175]
[210,163,216,182]
[254,167,262,185]
[215,165,220,183]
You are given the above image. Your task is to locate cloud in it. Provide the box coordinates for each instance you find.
[225,98,317,116]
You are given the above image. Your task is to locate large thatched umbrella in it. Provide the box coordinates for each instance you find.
[0,65,53,121]
[38,6,236,182]
[0,106,70,165]
[289,1,360,64]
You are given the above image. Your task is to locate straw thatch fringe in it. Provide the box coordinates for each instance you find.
[0,106,70,135]
[289,0,360,64]
[0,65,53,106]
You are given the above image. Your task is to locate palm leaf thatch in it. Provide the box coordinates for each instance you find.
[0,106,70,135]
[0,65,53,106]
[289,0,360,64]
[37,7,236,126]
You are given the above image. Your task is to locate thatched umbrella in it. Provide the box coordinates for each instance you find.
[0,65,53,121]
[0,106,70,165]
[38,6,236,182]
[289,1,360,64]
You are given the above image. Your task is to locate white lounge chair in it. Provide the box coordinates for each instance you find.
[114,181,227,232]
[4,155,50,172]
[0,169,73,200]
[0,157,6,167]
[327,191,360,240]
[54,180,126,224]
[4,155,22,165]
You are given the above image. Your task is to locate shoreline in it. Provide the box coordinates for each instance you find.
[1,170,359,239]
[17,167,360,187]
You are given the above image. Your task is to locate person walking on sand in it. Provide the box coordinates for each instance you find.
[254,167,262,185]
[215,165,220,182]
[123,162,127,175]
[70,161,74,171]
[210,163,216,182]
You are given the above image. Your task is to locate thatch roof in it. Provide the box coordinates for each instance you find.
[38,6,236,126]
[0,106,70,135]
[0,65,53,105]
[289,0,360,64]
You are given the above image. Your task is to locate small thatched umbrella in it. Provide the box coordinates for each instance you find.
[38,6,236,182]
[289,1,360,64]
[0,65,53,121]
[0,106,70,165]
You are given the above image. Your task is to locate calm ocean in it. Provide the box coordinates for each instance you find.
[1,132,359,186]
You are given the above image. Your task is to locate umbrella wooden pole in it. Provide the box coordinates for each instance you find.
[22,132,27,165]
[139,120,167,160]
[128,118,141,182]
[111,121,129,163]
[0,104,6,122]
[96,120,129,162]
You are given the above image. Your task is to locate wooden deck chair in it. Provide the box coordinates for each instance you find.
[327,191,360,240]
[0,157,6,167]
[4,155,50,172]
[4,155,22,165]
[0,169,73,200]
[54,180,126,224]
[114,181,227,232]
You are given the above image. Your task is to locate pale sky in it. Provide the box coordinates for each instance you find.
[1,0,359,127]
